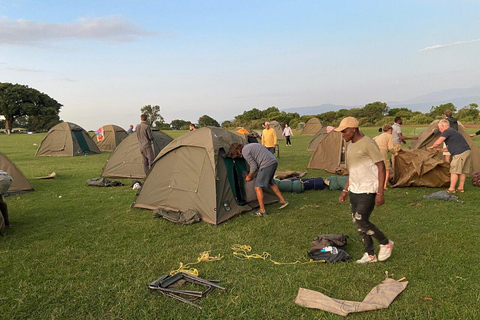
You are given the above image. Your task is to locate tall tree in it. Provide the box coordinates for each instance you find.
[0,83,62,134]
[140,105,164,127]
[170,119,191,130]
[198,115,220,127]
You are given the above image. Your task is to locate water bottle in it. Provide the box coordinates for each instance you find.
[320,246,338,254]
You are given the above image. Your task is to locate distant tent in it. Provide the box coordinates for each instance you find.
[231,127,261,143]
[0,153,34,195]
[301,118,323,135]
[36,122,101,157]
[92,125,128,152]
[308,131,349,175]
[307,127,328,151]
[391,149,450,188]
[296,122,305,131]
[268,120,285,140]
[101,130,173,179]
[133,127,277,225]
[409,120,480,174]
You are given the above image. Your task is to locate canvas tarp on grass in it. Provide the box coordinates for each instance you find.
[0,153,34,195]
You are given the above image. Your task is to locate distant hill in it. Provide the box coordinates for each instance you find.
[282,87,480,115]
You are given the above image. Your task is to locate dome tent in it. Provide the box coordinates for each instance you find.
[301,117,323,135]
[0,153,34,195]
[92,124,128,152]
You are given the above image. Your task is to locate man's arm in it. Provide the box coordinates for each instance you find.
[375,161,386,206]
[427,136,446,151]
[339,179,349,203]
[398,132,418,142]
[242,151,258,181]
[147,127,154,142]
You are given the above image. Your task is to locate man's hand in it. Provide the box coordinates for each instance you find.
[375,193,385,206]
[245,175,252,182]
[402,140,406,144]
[427,146,437,152]
[339,191,348,203]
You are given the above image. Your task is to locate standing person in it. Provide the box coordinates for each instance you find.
[229,143,288,216]
[189,123,196,131]
[0,170,13,233]
[392,117,418,146]
[283,124,293,146]
[374,124,398,190]
[136,114,155,176]
[261,122,277,154]
[428,119,472,193]
[442,110,458,163]
[127,125,134,134]
[336,117,394,264]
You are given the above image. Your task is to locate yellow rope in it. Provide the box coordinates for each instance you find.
[170,251,223,277]
[231,244,325,265]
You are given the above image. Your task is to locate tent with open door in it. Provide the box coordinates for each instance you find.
[101,130,173,179]
[308,131,349,175]
[0,153,34,195]
[133,127,278,225]
[92,124,128,152]
[301,118,323,135]
[36,122,100,156]
[268,120,286,140]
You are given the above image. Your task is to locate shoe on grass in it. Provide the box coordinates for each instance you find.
[356,253,378,264]
[378,240,394,261]
[279,201,289,209]
[254,210,267,217]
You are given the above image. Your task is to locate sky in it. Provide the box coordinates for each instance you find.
[1,0,480,130]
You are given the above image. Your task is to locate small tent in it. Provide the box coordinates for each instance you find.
[101,130,173,179]
[231,127,261,143]
[308,131,349,175]
[133,127,277,225]
[296,122,305,131]
[268,120,285,140]
[409,120,480,174]
[92,125,128,152]
[36,122,101,156]
[301,118,323,135]
[0,153,34,195]
[307,127,328,151]
[391,149,450,188]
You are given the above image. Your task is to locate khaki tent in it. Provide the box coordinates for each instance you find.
[36,122,101,156]
[133,127,277,225]
[301,118,323,135]
[409,120,480,174]
[307,127,328,151]
[92,124,128,152]
[268,120,285,140]
[296,122,305,131]
[308,131,349,175]
[0,153,34,194]
[391,149,450,187]
[101,130,173,179]
[231,127,261,143]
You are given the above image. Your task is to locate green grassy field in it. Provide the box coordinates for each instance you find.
[1,128,479,319]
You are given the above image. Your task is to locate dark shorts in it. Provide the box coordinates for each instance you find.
[254,163,278,188]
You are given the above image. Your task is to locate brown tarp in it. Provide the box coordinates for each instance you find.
[0,153,34,194]
[391,149,450,187]
[93,124,128,152]
[295,276,408,316]
[133,127,277,225]
[268,120,286,140]
[101,130,173,179]
[308,131,349,175]
[409,120,480,175]
[36,122,101,156]
[307,127,328,151]
[301,117,323,135]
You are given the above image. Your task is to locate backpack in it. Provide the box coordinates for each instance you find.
[311,234,349,251]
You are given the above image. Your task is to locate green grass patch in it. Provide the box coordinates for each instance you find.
[1,128,479,319]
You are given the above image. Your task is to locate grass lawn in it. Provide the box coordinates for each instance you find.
[1,127,479,319]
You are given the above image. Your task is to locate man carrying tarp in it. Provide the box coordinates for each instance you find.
[428,119,472,193]
[0,170,13,231]
[336,117,394,264]
[392,116,418,146]
[261,122,277,154]
[229,143,288,216]
[136,114,155,176]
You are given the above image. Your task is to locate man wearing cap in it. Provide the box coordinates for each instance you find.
[336,117,394,263]
[261,122,277,154]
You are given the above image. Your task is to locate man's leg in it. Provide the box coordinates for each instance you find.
[140,150,149,176]
[449,173,459,191]
[0,201,9,227]
[458,174,466,190]
[269,184,285,203]
[255,187,265,213]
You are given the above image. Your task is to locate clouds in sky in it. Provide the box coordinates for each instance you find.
[0,15,150,45]
[419,39,480,52]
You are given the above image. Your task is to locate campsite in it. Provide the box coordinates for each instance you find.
[1,127,479,319]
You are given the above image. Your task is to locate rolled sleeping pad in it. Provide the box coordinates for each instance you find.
[274,179,305,193]
[325,176,348,191]
[300,177,325,191]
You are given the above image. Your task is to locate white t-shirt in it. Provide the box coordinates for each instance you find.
[392,123,402,145]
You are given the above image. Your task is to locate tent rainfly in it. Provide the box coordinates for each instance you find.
[296,122,305,131]
[268,120,285,140]
[133,127,277,225]
[301,118,323,135]
[92,125,128,152]
[308,131,349,175]
[409,120,480,174]
[307,127,328,151]
[0,153,34,195]
[231,127,261,143]
[101,130,173,179]
[36,122,101,156]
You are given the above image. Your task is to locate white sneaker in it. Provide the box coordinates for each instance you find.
[378,240,394,261]
[356,253,378,264]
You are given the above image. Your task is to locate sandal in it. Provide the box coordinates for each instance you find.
[456,189,464,193]
[446,189,456,194]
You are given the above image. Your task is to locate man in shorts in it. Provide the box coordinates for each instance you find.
[0,170,13,233]
[229,143,288,216]
[336,117,394,263]
[428,119,471,193]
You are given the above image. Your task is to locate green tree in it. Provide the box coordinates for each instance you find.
[362,101,388,122]
[456,103,479,122]
[221,120,233,128]
[198,115,220,127]
[170,119,191,130]
[0,82,62,134]
[140,105,164,127]
[429,103,456,117]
